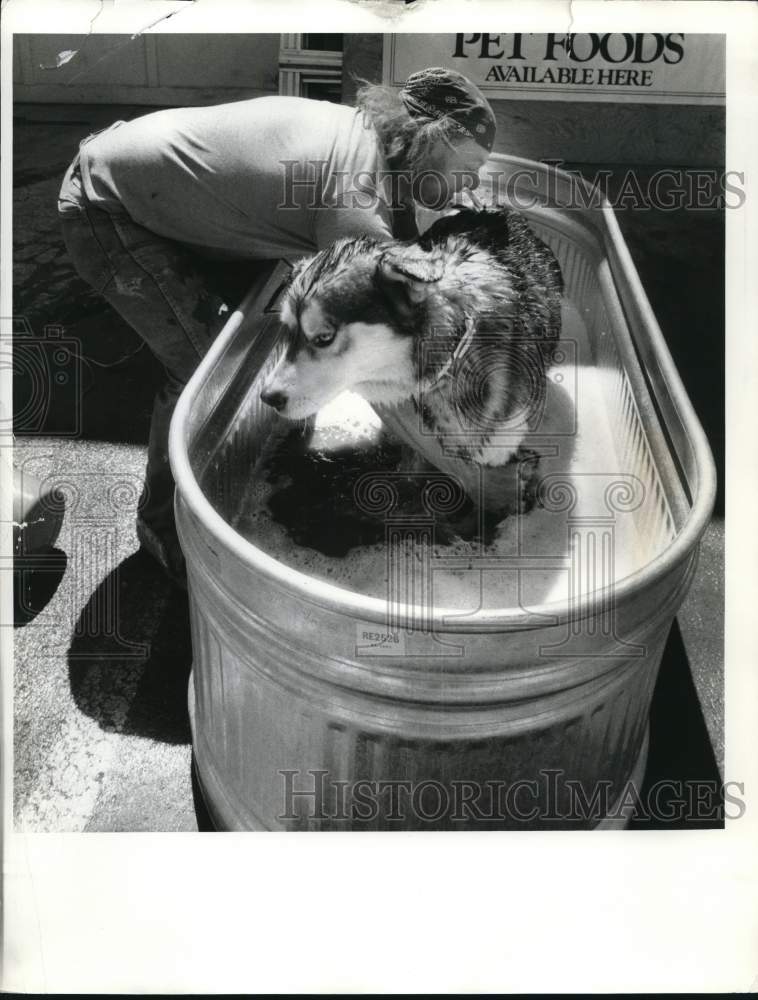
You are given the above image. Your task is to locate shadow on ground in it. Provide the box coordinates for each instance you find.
[67,551,193,746]
[629,618,724,830]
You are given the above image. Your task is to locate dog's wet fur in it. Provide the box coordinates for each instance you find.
[262,206,563,467]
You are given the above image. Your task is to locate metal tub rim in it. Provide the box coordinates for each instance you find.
[169,155,717,634]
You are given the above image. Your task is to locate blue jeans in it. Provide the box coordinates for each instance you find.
[59,153,258,550]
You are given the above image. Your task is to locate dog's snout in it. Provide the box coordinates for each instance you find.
[260,388,288,412]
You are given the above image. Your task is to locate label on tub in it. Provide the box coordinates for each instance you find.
[355,624,407,657]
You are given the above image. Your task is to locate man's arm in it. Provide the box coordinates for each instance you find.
[313,202,394,250]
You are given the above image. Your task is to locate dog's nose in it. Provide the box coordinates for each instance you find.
[260,388,288,412]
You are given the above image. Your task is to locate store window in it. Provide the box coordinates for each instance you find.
[279,33,343,101]
[301,35,343,52]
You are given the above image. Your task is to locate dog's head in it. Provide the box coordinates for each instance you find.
[260,237,452,420]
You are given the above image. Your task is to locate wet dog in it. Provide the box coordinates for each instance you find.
[261,206,563,470]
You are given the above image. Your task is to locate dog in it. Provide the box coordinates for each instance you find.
[261,206,563,472]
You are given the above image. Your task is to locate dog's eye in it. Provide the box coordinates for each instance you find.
[312,331,336,348]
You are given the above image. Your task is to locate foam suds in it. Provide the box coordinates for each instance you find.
[233,300,661,613]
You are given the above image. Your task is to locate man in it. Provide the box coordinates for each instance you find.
[58,66,496,585]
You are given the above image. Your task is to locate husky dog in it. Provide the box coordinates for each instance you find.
[261,206,563,468]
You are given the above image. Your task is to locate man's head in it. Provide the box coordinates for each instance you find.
[356,67,496,210]
[398,66,497,154]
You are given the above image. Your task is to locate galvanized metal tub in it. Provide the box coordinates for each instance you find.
[169,154,716,831]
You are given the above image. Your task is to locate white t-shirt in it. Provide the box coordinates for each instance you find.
[75,96,395,258]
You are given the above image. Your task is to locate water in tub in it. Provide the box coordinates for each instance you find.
[234,299,659,615]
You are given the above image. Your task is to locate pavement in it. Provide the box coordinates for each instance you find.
[11,103,725,831]
[12,103,199,831]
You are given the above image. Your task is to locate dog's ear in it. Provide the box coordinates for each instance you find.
[377,246,444,307]
[286,255,311,288]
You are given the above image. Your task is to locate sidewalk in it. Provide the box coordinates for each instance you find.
[13,102,199,830]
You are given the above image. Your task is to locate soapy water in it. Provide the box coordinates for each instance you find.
[233,300,663,615]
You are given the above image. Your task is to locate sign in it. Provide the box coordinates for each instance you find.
[384,33,725,105]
